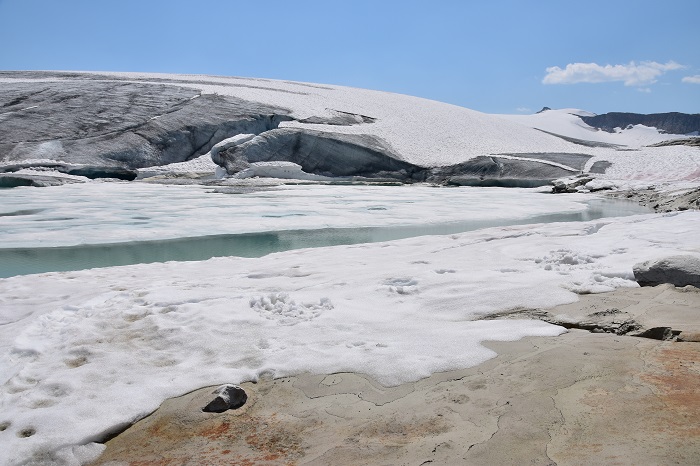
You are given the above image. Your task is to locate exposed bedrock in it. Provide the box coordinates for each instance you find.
[0,79,293,179]
[215,128,426,180]
[611,185,700,212]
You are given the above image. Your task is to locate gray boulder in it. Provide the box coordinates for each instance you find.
[633,255,700,287]
[202,384,247,413]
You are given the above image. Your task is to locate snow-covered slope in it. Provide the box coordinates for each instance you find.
[109,72,606,166]
[0,71,592,168]
[498,108,689,149]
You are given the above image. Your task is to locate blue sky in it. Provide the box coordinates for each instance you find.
[1,0,698,114]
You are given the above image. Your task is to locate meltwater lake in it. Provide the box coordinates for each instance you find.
[0,183,651,277]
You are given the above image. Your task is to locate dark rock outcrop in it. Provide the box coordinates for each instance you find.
[607,185,700,212]
[633,255,700,287]
[582,112,700,135]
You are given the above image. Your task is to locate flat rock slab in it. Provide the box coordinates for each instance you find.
[93,287,700,465]
[489,283,700,338]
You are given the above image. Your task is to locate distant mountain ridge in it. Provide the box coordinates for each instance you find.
[581,112,700,135]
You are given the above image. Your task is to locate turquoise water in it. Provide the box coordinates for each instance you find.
[0,198,650,278]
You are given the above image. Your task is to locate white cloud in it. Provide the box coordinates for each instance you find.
[543,61,685,87]
[682,75,700,84]
[516,107,532,113]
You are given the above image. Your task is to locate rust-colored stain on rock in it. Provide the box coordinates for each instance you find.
[102,409,305,466]
[640,343,700,438]
[128,461,179,466]
[199,421,231,440]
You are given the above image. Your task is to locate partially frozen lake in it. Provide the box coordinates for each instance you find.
[0,183,649,277]
[1,182,695,466]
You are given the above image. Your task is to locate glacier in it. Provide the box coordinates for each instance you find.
[1,71,699,465]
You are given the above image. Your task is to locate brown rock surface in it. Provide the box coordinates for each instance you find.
[93,286,700,466]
